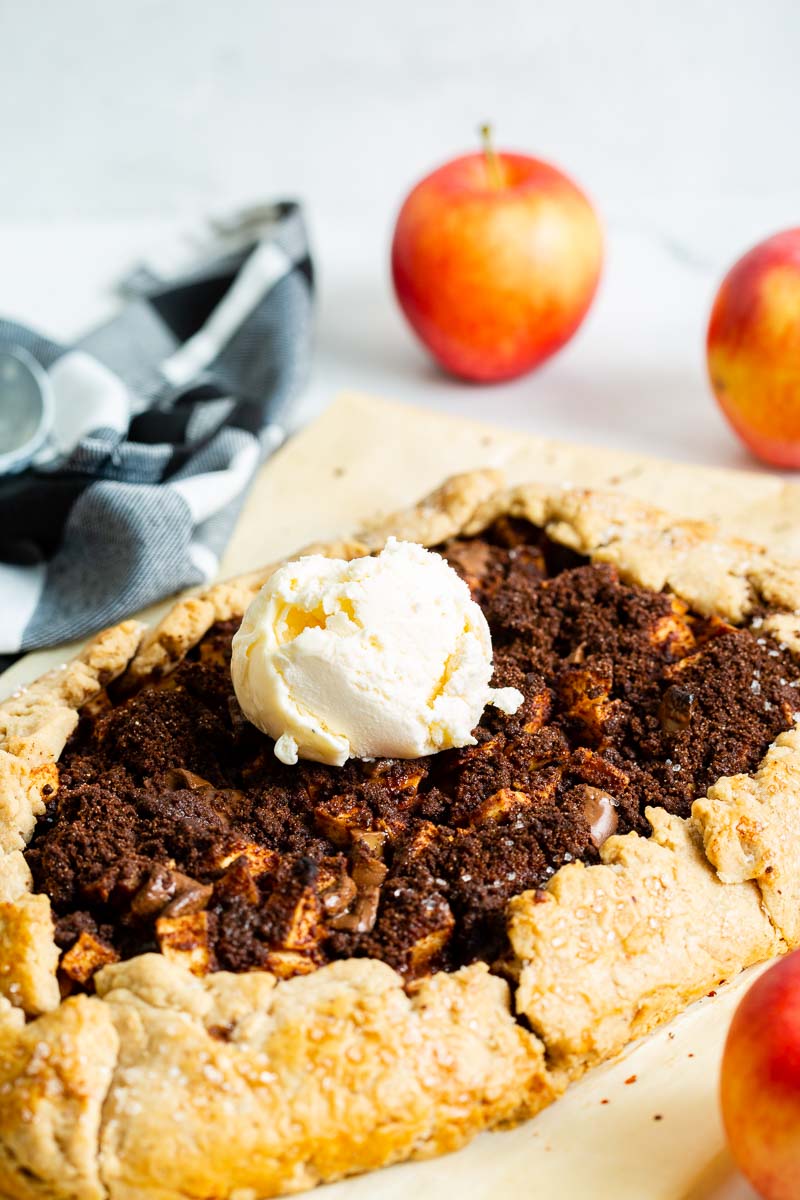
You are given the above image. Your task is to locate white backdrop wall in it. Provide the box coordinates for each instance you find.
[2,0,798,256]
[1,0,799,468]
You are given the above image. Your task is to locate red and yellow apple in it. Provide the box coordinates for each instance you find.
[708,228,800,467]
[391,128,603,382]
[721,951,800,1198]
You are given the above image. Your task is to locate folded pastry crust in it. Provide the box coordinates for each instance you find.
[2,469,800,1199]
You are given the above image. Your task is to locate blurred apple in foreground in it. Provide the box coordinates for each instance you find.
[391,127,603,382]
[720,952,800,1199]
[708,229,800,467]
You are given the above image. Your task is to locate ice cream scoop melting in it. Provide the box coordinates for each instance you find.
[231,538,522,767]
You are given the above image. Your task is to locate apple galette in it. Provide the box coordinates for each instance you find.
[2,470,800,1199]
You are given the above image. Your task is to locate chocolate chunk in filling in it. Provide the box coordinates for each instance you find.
[26,518,800,990]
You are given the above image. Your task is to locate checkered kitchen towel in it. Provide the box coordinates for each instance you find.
[0,201,313,663]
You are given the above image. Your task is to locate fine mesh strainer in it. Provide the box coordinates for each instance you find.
[0,346,54,474]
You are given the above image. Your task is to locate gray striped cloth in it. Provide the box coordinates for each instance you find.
[0,201,313,666]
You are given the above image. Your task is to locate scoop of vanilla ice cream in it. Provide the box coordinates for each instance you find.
[230,537,522,767]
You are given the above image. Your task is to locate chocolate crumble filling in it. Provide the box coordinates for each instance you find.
[26,517,800,990]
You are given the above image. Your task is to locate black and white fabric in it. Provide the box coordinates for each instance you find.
[0,201,313,663]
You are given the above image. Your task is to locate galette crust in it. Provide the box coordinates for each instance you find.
[93,956,555,1200]
[0,996,119,1200]
[693,725,800,946]
[0,892,61,1015]
[507,807,782,1076]
[2,470,800,1198]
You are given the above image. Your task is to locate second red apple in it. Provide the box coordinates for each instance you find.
[721,951,800,1199]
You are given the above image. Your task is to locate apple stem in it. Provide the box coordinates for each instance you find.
[479,122,503,189]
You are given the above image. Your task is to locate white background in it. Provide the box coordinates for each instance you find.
[1,0,799,474]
